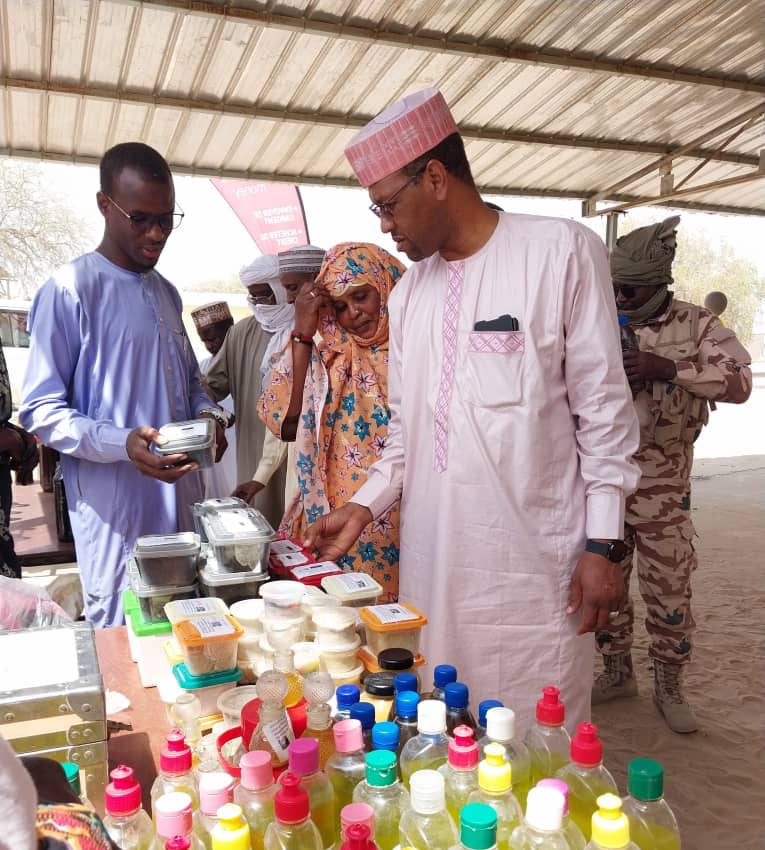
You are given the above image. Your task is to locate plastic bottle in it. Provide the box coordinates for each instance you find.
[621,759,681,850]
[342,823,379,850]
[475,700,504,742]
[102,764,154,850]
[394,691,420,755]
[151,792,205,850]
[478,708,531,812]
[273,649,304,708]
[438,725,479,824]
[165,839,191,850]
[350,702,376,751]
[454,801,498,850]
[287,738,335,850]
[444,683,478,734]
[335,685,362,722]
[210,803,251,850]
[249,671,295,768]
[468,743,523,850]
[340,802,376,843]
[400,699,450,788]
[428,665,457,701]
[263,772,323,850]
[371,721,400,753]
[352,750,410,850]
[62,761,94,809]
[508,784,569,850]
[387,672,419,722]
[523,688,571,786]
[618,316,645,393]
[585,794,640,850]
[536,779,586,850]
[555,723,618,842]
[194,772,236,850]
[234,750,277,850]
[398,769,459,850]
[325,720,368,840]
[151,730,199,815]
[171,693,203,758]
[360,673,396,722]
[378,649,419,685]
[300,671,337,769]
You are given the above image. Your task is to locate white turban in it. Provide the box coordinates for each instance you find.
[239,254,280,288]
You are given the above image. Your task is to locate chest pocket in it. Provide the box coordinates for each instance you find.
[462,331,525,409]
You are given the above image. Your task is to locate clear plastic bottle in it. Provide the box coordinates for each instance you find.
[536,779,587,850]
[102,764,154,850]
[509,784,569,850]
[334,685,361,722]
[555,723,618,842]
[353,750,410,850]
[438,725,479,824]
[342,823,379,850]
[150,791,205,850]
[325,719,368,840]
[350,702,376,752]
[371,721,399,754]
[263,772,324,850]
[340,802,376,844]
[387,672,419,723]
[165,838,192,850]
[300,671,337,769]
[621,759,681,850]
[273,649,304,708]
[618,315,645,394]
[249,671,295,768]
[444,683,478,735]
[523,688,571,786]
[151,730,200,816]
[287,737,335,850]
[210,802,251,850]
[234,750,277,850]
[398,769,459,850]
[585,794,640,850]
[194,772,236,850]
[428,665,457,702]
[475,700,504,742]
[454,801,498,850]
[468,743,523,850]
[400,700,450,788]
[394,691,420,756]
[171,693,203,760]
[478,708,531,813]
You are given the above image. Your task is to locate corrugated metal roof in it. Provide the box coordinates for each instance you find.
[0,0,763,217]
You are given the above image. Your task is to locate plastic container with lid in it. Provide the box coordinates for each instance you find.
[164,596,229,624]
[229,599,265,633]
[264,616,306,650]
[155,418,216,469]
[302,589,341,639]
[260,581,307,622]
[132,534,200,588]
[321,573,383,608]
[217,685,260,728]
[199,564,270,606]
[313,605,358,649]
[319,635,362,675]
[127,595,174,688]
[127,560,198,625]
[357,644,426,677]
[169,663,242,718]
[202,508,275,574]
[329,663,365,689]
[173,615,244,675]
[192,497,248,541]
[358,603,427,657]
[360,672,396,722]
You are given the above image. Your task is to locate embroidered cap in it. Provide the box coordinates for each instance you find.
[278,244,326,275]
[191,301,232,329]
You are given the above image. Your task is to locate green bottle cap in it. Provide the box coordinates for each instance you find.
[628,758,664,801]
[364,749,397,787]
[460,802,497,850]
[62,762,81,796]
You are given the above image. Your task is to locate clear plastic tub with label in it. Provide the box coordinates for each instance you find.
[173,614,244,676]
[164,596,230,624]
[127,558,198,624]
[259,580,306,621]
[155,417,216,469]
[313,605,358,649]
[229,598,265,633]
[198,564,269,607]
[202,508,275,574]
[321,572,383,607]
[358,602,428,656]
[319,634,361,674]
[133,532,200,586]
[192,497,248,542]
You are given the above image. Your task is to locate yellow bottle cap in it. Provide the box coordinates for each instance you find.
[212,803,251,850]
[478,742,512,793]
[591,793,630,849]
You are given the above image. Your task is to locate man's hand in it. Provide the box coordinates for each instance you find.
[304,503,373,561]
[213,422,227,463]
[567,550,624,635]
[0,427,27,466]
[622,350,676,385]
[126,425,197,482]
[232,480,264,503]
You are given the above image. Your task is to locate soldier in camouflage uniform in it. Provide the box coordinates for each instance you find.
[593,217,752,733]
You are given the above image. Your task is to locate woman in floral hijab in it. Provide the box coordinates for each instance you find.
[260,243,404,599]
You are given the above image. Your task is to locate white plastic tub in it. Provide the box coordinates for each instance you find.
[217,685,260,728]
[313,606,358,649]
[264,616,305,650]
[259,581,306,621]
[321,572,383,608]
[229,598,265,633]
[319,635,361,674]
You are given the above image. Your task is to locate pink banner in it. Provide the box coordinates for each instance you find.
[210,179,309,253]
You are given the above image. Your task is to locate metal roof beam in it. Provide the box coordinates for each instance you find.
[123,0,765,94]
[1,77,759,167]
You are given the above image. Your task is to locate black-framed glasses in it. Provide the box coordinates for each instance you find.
[369,167,426,218]
[613,284,637,298]
[106,195,184,234]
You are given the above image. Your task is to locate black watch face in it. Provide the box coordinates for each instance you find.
[609,540,628,561]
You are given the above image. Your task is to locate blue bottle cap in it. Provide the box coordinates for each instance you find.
[371,721,400,751]
[478,699,504,728]
[394,672,418,694]
[350,701,376,730]
[618,314,629,326]
[433,664,458,688]
[444,681,469,709]
[396,690,420,719]
[336,684,361,709]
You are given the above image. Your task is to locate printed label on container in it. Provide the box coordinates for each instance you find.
[275,552,310,568]
[367,603,419,624]
[270,539,303,556]
[173,598,219,616]
[217,510,254,533]
[263,715,294,763]
[334,573,379,593]
[292,561,340,580]
[190,616,236,638]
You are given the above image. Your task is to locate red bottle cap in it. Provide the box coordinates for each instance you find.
[536,686,565,726]
[165,839,191,850]
[274,772,309,824]
[341,823,376,850]
[570,721,603,767]
[448,725,478,769]
[104,764,141,815]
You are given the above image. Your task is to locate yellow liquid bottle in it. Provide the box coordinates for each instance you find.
[622,759,681,850]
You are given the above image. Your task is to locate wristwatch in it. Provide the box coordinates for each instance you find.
[585,539,628,562]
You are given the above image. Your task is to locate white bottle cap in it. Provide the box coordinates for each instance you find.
[417,699,446,734]
[410,769,446,815]
[525,786,564,831]
[486,706,515,741]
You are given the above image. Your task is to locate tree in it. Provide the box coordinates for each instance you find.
[0,160,94,299]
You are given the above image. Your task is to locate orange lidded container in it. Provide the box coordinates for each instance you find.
[173,614,244,676]
[358,602,428,657]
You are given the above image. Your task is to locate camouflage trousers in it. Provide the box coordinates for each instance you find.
[596,444,697,666]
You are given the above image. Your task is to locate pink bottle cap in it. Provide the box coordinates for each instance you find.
[165,839,191,850]
[537,778,570,816]
[340,802,375,839]
[448,725,478,769]
[160,729,192,774]
[536,686,565,726]
[104,764,141,815]
[341,823,374,850]
[240,750,273,791]
[199,773,235,815]
[274,772,309,824]
[288,738,319,776]
[155,791,193,839]
[333,719,363,753]
[571,721,602,767]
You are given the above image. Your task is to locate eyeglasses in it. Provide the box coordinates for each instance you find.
[106,195,184,234]
[613,284,637,298]
[369,167,426,218]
